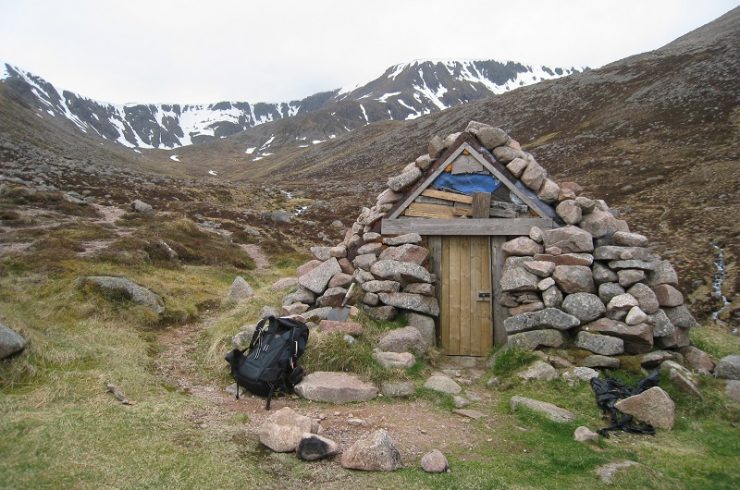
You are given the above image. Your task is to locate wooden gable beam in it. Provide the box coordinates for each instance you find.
[460,143,552,219]
[386,141,468,219]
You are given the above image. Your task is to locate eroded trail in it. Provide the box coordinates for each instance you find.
[153,315,499,471]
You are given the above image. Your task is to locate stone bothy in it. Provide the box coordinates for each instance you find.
[283,121,697,360]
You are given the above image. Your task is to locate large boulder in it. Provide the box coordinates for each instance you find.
[555,200,582,225]
[131,199,153,214]
[552,265,595,294]
[507,329,566,350]
[579,209,624,238]
[500,267,539,292]
[654,284,684,307]
[663,305,698,329]
[295,372,378,403]
[383,233,422,246]
[371,260,431,283]
[407,311,437,346]
[614,387,675,430]
[283,286,316,306]
[362,280,401,293]
[467,120,508,149]
[582,318,653,354]
[341,429,402,472]
[576,331,624,355]
[504,308,580,334]
[377,292,439,316]
[594,246,656,261]
[424,374,462,394]
[387,167,422,192]
[510,396,575,423]
[318,320,363,335]
[373,350,416,369]
[542,226,594,253]
[379,244,429,265]
[502,237,543,256]
[78,276,164,315]
[517,361,558,381]
[298,258,342,294]
[259,407,319,452]
[420,449,450,473]
[648,260,679,287]
[561,293,606,323]
[627,283,660,314]
[227,276,255,302]
[715,355,740,380]
[377,326,427,355]
[0,323,26,359]
[680,346,715,374]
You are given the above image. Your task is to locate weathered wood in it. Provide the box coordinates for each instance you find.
[460,237,471,355]
[489,207,517,218]
[427,236,442,346]
[490,237,507,347]
[382,217,555,236]
[421,188,473,204]
[415,195,454,206]
[449,237,461,354]
[388,144,467,219]
[491,200,528,213]
[405,202,459,218]
[472,192,492,218]
[469,237,482,356]
[453,203,472,217]
[451,154,484,174]
[440,236,492,357]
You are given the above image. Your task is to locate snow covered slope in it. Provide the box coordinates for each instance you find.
[0,59,581,149]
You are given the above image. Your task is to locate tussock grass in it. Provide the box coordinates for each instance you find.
[490,347,537,377]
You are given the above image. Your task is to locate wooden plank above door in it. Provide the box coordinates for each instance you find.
[382,217,555,235]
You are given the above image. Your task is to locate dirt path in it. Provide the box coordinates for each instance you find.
[240,244,270,269]
[154,316,498,467]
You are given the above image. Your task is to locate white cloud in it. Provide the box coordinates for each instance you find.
[0,0,736,104]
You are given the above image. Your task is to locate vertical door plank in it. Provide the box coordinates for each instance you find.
[459,236,471,355]
[449,236,462,355]
[469,236,483,356]
[441,237,450,354]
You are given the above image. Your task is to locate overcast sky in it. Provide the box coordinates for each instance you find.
[0,0,737,104]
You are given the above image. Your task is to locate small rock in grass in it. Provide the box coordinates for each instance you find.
[573,426,599,443]
[420,449,449,473]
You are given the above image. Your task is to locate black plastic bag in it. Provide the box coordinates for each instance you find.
[589,371,660,437]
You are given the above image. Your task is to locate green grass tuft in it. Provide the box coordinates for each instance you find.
[491,347,537,377]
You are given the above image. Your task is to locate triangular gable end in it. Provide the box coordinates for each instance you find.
[386,133,555,221]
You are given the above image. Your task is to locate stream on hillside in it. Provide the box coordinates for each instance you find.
[711,243,732,329]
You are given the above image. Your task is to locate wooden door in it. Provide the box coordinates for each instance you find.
[440,236,493,356]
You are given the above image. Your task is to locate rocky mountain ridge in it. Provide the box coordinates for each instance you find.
[0,59,579,150]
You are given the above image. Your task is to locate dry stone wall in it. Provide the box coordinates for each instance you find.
[282,120,697,358]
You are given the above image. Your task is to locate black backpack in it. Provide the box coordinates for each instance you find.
[225,316,309,409]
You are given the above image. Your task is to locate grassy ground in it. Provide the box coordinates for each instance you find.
[1,243,739,488]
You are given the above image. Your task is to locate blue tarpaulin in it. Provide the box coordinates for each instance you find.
[431,173,501,195]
